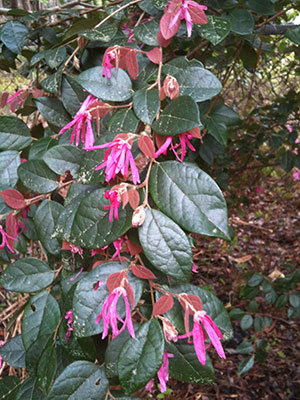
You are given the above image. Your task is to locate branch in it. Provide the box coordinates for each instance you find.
[256,24,298,35]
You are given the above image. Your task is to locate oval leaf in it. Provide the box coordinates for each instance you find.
[131,264,156,280]
[152,295,174,316]
[18,160,58,194]
[0,189,25,209]
[150,161,229,239]
[0,335,25,368]
[1,21,28,54]
[0,150,20,187]
[133,89,160,125]
[44,145,84,178]
[138,208,193,281]
[0,116,32,150]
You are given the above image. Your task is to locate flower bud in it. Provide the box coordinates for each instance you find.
[163,75,179,100]
[132,205,146,227]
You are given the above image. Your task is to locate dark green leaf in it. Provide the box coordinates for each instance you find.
[228,10,254,35]
[15,378,46,400]
[44,48,67,69]
[34,200,64,255]
[162,57,204,76]
[247,274,263,287]
[236,341,254,354]
[0,150,20,187]
[67,187,132,248]
[0,116,32,150]
[0,257,54,293]
[152,96,200,135]
[197,16,231,45]
[240,314,253,330]
[44,145,84,178]
[80,23,117,42]
[29,137,58,161]
[150,162,229,239]
[275,294,287,309]
[76,67,133,102]
[0,376,20,400]
[249,300,259,312]
[166,341,214,384]
[18,160,58,193]
[134,20,160,45]
[133,89,160,124]
[290,293,300,308]
[255,348,267,363]
[48,361,108,400]
[61,75,87,116]
[108,109,139,134]
[1,21,29,54]
[77,149,106,184]
[247,0,275,15]
[36,343,57,392]
[229,308,246,320]
[0,335,25,368]
[73,263,143,337]
[238,356,254,375]
[118,319,164,394]
[22,291,61,350]
[253,316,265,332]
[35,97,71,128]
[139,208,193,281]
[286,26,300,45]
[62,16,99,41]
[41,70,62,94]
[105,329,131,380]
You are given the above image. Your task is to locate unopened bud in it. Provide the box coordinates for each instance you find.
[163,75,179,100]
[132,205,146,227]
[77,37,87,49]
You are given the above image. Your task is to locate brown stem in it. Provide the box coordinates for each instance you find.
[94,0,142,30]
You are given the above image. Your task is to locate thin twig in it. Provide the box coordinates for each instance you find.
[94,0,142,29]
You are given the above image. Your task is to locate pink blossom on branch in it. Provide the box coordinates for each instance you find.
[160,0,208,40]
[0,223,17,253]
[104,190,122,222]
[58,95,98,148]
[145,350,174,393]
[96,286,135,340]
[65,309,73,343]
[86,134,140,185]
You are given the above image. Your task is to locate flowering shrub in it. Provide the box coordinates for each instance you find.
[0,0,298,398]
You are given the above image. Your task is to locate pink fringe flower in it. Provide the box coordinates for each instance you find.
[0,223,16,253]
[86,134,140,185]
[58,95,98,147]
[155,130,200,162]
[102,50,116,79]
[146,350,174,393]
[179,310,226,365]
[105,190,122,222]
[65,309,73,343]
[96,286,135,340]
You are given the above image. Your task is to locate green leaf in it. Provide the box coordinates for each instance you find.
[228,10,254,35]
[166,341,214,384]
[255,348,267,363]
[36,343,57,393]
[247,0,275,15]
[133,89,160,124]
[290,293,300,308]
[152,96,200,135]
[162,283,233,340]
[22,291,61,350]
[77,149,106,184]
[0,116,32,150]
[73,263,143,337]
[163,57,204,76]
[0,257,54,293]
[138,208,193,281]
[275,293,287,309]
[0,150,20,187]
[134,19,160,45]
[197,16,231,45]
[67,187,132,248]
[240,314,253,330]
[1,21,29,54]
[238,356,254,375]
[41,70,62,94]
[62,16,99,41]
[76,67,133,102]
[286,26,300,45]
[80,22,117,42]
[0,376,20,400]
[229,308,246,320]
[48,361,108,400]
[108,109,139,135]
[35,97,71,128]
[118,319,164,394]
[15,378,46,400]
[61,75,87,116]
[18,160,58,193]
[171,67,222,103]
[105,329,131,380]
[44,145,84,178]
[248,274,263,287]
[253,316,265,332]
[34,200,64,255]
[0,335,25,368]
[236,341,254,354]
[44,48,67,69]
[29,137,58,161]
[149,162,229,239]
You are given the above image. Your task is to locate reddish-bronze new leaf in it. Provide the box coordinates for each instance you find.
[0,189,26,210]
[146,47,162,64]
[152,295,174,316]
[138,135,155,158]
[128,187,140,210]
[106,271,126,293]
[131,264,156,280]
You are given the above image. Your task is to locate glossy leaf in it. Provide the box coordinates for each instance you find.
[108,109,138,135]
[162,57,204,76]
[48,361,108,400]
[76,67,133,102]
[0,257,54,293]
[61,75,87,116]
[77,149,106,184]
[138,208,193,281]
[34,200,64,255]
[197,16,231,45]
[134,20,160,45]
[15,378,46,400]
[29,137,58,161]
[44,48,66,69]
[80,22,117,42]
[0,116,32,150]
[0,376,20,400]
[18,160,58,193]
[22,291,61,350]
[133,89,160,124]
[228,9,254,35]
[1,21,28,54]
[0,335,25,368]
[105,329,131,380]
[247,0,275,15]
[150,161,229,239]
[73,262,143,337]
[35,97,71,128]
[152,96,200,135]
[44,145,84,178]
[238,356,254,375]
[166,341,214,384]
[118,319,164,394]
[0,150,20,187]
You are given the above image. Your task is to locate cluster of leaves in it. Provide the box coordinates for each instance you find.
[0,0,299,398]
[229,265,300,375]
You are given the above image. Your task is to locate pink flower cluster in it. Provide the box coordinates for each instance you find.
[146,350,174,393]
[0,223,16,253]
[65,309,73,343]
